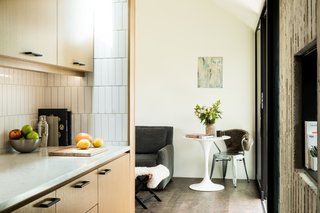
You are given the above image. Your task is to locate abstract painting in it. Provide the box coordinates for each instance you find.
[197,57,223,88]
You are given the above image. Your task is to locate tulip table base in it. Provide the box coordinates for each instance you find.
[185,135,230,192]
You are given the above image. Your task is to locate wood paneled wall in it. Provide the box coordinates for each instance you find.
[279,0,318,212]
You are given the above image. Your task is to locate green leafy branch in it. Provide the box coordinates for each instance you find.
[194,100,222,126]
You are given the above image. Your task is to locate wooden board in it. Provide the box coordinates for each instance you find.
[48,146,108,157]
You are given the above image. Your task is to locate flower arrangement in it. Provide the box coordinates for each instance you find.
[194,100,222,126]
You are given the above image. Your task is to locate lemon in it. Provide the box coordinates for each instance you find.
[92,138,104,148]
[76,139,91,149]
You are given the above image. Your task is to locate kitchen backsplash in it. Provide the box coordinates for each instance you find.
[0,0,128,149]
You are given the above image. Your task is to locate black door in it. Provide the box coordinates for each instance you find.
[255,7,268,201]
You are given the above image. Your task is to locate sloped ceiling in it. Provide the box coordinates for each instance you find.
[211,0,265,29]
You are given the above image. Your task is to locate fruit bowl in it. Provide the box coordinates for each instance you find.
[9,139,41,153]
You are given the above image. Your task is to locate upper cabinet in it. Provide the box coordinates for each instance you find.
[0,0,93,73]
[0,0,57,64]
[58,0,93,72]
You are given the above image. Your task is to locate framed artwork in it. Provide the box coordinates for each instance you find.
[197,57,223,88]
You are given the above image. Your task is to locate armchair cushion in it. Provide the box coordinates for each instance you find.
[136,154,158,167]
[136,128,167,154]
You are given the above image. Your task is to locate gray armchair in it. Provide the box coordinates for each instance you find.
[135,126,174,189]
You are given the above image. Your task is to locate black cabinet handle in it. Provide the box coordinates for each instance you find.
[72,180,90,188]
[35,198,60,208]
[73,62,86,66]
[99,169,111,175]
[22,51,43,57]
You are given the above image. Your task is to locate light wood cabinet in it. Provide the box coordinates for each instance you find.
[0,0,57,64]
[56,169,98,213]
[98,154,130,213]
[57,0,94,72]
[14,192,58,213]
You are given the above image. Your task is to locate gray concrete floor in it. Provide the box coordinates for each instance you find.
[136,177,264,213]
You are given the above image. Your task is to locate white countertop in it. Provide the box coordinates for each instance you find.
[0,146,130,212]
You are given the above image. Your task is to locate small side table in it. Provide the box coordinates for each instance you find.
[185,135,230,192]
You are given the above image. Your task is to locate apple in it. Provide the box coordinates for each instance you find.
[26,131,39,140]
[9,129,22,140]
[21,124,33,136]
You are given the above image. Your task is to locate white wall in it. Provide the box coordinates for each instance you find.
[136,0,255,179]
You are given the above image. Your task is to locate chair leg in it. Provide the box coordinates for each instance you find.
[136,195,148,209]
[210,156,216,179]
[222,160,228,180]
[243,157,250,183]
[232,156,237,188]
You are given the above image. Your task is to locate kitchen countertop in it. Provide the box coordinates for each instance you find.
[0,145,130,212]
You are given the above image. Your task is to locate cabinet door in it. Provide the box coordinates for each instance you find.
[0,0,57,64]
[14,192,58,213]
[98,154,130,213]
[56,170,98,213]
[58,0,94,72]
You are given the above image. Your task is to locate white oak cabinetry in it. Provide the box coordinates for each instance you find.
[56,170,98,212]
[0,0,57,64]
[98,154,130,213]
[58,0,93,72]
[13,192,58,213]
[13,153,130,213]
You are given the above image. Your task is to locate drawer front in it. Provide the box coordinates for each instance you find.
[56,169,98,213]
[14,191,57,213]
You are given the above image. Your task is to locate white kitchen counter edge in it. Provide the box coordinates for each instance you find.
[0,145,130,212]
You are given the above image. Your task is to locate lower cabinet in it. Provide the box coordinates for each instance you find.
[56,170,98,212]
[98,154,130,213]
[14,153,130,213]
[14,192,57,213]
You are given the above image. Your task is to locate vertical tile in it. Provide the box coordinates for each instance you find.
[54,74,61,86]
[44,87,52,108]
[101,114,108,140]
[113,31,119,57]
[80,75,88,87]
[32,86,37,114]
[81,114,88,133]
[114,2,123,30]
[68,76,74,87]
[92,87,99,113]
[51,87,58,108]
[122,114,128,141]
[105,87,112,113]
[64,87,71,110]
[94,60,102,86]
[123,59,128,85]
[78,87,85,113]
[87,73,94,86]
[115,59,123,85]
[119,31,126,57]
[108,114,116,141]
[94,114,102,138]
[84,87,92,113]
[48,73,55,86]
[0,67,4,84]
[112,87,119,113]
[87,114,95,136]
[74,114,81,136]
[98,87,105,113]
[7,85,13,115]
[58,87,65,108]
[119,86,126,113]
[101,59,108,86]
[123,2,128,30]
[109,59,116,85]
[60,75,68,86]
[0,85,2,116]
[71,87,78,113]
[115,114,122,141]
[73,76,81,87]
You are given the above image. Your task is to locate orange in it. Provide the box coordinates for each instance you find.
[75,133,92,144]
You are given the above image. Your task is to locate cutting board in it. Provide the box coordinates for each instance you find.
[48,146,108,157]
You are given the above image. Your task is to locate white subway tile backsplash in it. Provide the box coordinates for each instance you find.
[92,87,99,113]
[98,87,105,113]
[108,114,116,141]
[84,87,92,113]
[58,87,65,108]
[94,114,102,139]
[115,114,122,141]
[80,114,88,133]
[73,114,81,139]
[87,114,95,136]
[60,75,68,86]
[48,73,54,86]
[105,87,112,113]
[44,87,52,108]
[115,59,122,85]
[109,59,116,85]
[94,60,102,86]
[64,87,71,110]
[54,74,61,86]
[114,3,123,30]
[119,31,126,57]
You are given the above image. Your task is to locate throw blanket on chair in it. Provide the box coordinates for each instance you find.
[135,164,170,189]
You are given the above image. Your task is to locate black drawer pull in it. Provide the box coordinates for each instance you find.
[73,180,90,188]
[79,63,85,66]
[73,62,80,65]
[22,52,43,57]
[36,198,60,208]
[99,169,111,175]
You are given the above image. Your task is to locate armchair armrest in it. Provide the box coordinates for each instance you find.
[157,144,174,177]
